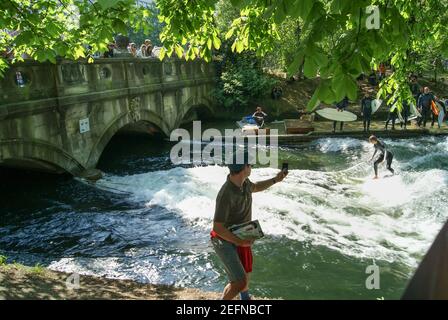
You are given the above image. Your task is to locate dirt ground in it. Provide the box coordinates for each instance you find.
[0,264,222,300]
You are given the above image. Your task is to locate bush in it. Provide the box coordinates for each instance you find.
[214,54,277,111]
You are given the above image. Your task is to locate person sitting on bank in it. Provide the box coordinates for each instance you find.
[252,106,267,127]
[333,96,349,133]
[211,156,288,300]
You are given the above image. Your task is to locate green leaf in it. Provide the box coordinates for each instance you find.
[235,40,244,53]
[98,0,121,10]
[345,76,358,101]
[303,57,318,78]
[112,19,127,34]
[159,47,166,61]
[318,80,336,104]
[307,90,320,111]
[291,0,313,19]
[207,38,212,50]
[14,31,33,46]
[175,45,183,58]
[225,28,235,40]
[287,52,304,76]
[212,35,221,50]
[313,50,328,68]
[332,74,357,101]
[274,3,286,24]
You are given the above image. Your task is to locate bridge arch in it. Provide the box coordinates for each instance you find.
[85,110,170,169]
[0,139,85,175]
[176,96,216,128]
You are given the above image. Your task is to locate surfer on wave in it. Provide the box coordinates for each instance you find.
[369,135,395,179]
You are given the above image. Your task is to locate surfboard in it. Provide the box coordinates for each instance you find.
[410,102,421,117]
[371,99,383,114]
[431,101,439,116]
[436,102,445,127]
[315,108,357,122]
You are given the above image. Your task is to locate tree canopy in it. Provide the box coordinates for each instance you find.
[0,0,150,73]
[156,0,448,108]
[2,0,448,109]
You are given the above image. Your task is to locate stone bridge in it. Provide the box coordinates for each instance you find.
[0,58,216,177]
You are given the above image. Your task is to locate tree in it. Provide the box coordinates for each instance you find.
[0,0,151,76]
[127,1,163,46]
[156,0,448,110]
[213,52,277,111]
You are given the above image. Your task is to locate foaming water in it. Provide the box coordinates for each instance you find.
[2,135,448,299]
[94,160,448,268]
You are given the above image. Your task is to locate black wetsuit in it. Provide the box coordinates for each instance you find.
[361,97,373,132]
[333,97,349,132]
[385,97,399,130]
[417,93,435,127]
[400,101,411,129]
[372,140,394,176]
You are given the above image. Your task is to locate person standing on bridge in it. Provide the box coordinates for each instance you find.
[210,155,287,300]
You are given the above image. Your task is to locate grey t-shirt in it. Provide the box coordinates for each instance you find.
[214,175,255,228]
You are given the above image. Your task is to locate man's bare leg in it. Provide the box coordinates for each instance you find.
[222,276,247,300]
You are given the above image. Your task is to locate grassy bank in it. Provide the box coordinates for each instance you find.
[0,260,221,300]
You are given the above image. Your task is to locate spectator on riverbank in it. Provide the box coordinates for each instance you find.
[417,87,436,127]
[361,92,373,132]
[385,98,399,130]
[378,63,386,80]
[400,101,411,130]
[368,71,377,86]
[333,97,349,133]
[271,86,282,100]
[409,75,421,103]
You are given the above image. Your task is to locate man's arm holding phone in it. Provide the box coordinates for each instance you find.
[252,163,288,193]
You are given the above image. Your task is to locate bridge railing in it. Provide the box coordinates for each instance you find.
[0,58,216,108]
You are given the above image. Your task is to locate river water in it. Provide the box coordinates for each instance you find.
[1,125,448,299]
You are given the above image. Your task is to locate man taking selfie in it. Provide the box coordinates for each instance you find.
[211,157,288,300]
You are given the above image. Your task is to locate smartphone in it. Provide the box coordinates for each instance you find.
[282,162,289,173]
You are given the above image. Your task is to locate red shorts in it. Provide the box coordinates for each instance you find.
[211,230,253,273]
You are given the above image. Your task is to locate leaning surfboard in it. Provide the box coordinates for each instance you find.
[436,101,445,127]
[431,101,439,116]
[410,102,421,118]
[371,99,383,114]
[315,108,357,122]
